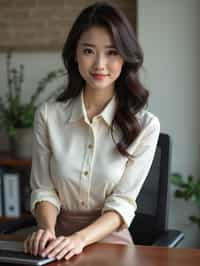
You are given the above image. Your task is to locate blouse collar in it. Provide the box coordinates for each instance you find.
[69,90,117,126]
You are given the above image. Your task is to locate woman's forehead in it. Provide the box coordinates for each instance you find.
[78,26,115,47]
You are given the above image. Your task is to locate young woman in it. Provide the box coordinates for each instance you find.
[24,1,160,261]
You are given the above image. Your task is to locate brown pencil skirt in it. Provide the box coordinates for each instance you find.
[55,208,133,245]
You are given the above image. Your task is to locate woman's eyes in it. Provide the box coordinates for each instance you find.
[107,50,119,56]
[83,48,94,54]
[82,48,119,56]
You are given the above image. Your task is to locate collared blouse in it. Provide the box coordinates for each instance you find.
[30,91,160,230]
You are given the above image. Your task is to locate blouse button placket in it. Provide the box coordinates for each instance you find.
[79,124,95,208]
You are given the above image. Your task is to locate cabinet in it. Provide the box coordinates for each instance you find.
[0,151,32,224]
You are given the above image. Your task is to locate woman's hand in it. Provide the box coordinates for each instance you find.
[24,229,56,256]
[40,233,85,261]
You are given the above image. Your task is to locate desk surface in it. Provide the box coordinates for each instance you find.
[0,235,199,266]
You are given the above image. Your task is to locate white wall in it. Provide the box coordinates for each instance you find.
[0,52,64,149]
[138,0,200,247]
[0,52,63,104]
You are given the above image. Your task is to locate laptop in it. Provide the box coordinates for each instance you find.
[0,240,56,265]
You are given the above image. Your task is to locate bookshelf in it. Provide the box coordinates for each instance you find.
[0,151,31,167]
[0,151,32,228]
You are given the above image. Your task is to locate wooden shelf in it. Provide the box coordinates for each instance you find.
[0,212,34,236]
[0,151,31,167]
[0,212,32,222]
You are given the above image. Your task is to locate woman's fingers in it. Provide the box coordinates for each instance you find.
[44,235,83,261]
[56,245,73,260]
[48,240,70,259]
[32,230,43,256]
[24,236,29,253]
[29,232,37,255]
[24,229,56,256]
[39,230,55,255]
[65,250,75,260]
[26,233,85,260]
[41,236,65,257]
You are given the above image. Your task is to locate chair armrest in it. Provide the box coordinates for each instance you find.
[0,216,36,234]
[152,230,184,247]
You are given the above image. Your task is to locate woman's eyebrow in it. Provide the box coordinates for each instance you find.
[80,42,116,48]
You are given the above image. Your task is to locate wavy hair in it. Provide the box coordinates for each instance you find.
[57,2,149,158]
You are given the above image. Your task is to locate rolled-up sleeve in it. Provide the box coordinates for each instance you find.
[102,116,160,230]
[30,103,61,215]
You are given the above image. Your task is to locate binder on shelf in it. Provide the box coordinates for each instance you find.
[3,172,21,218]
[0,168,4,216]
[19,166,31,213]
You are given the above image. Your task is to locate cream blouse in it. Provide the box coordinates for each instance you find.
[30,91,160,230]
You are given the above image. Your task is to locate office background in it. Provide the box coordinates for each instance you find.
[0,0,199,248]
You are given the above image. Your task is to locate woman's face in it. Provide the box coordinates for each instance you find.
[76,26,124,93]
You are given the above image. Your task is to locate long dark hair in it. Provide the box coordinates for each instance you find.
[58,2,149,158]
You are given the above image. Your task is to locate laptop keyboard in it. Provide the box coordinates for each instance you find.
[0,249,44,261]
[0,241,56,265]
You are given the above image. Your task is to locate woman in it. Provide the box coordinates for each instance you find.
[24,1,160,261]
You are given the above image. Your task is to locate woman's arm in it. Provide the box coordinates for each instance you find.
[76,210,122,246]
[41,210,122,260]
[25,103,61,256]
[24,201,58,256]
[34,201,58,234]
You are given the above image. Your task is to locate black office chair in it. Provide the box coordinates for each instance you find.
[0,133,184,247]
[129,133,184,247]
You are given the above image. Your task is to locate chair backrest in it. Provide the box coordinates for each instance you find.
[129,133,171,245]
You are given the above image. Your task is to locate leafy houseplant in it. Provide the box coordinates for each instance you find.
[171,173,200,228]
[0,52,65,157]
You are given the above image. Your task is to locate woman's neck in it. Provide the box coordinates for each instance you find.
[83,87,114,121]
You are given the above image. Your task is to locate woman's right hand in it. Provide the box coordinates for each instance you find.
[24,229,56,256]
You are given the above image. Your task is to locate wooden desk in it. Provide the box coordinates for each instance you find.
[0,235,199,266]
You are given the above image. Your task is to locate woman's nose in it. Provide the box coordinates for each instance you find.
[93,54,106,70]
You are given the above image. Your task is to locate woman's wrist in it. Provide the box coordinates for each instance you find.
[74,231,87,247]
[35,201,57,236]
[37,225,56,236]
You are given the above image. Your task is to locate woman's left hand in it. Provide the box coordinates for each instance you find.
[40,233,85,260]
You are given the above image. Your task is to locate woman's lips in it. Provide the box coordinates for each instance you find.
[91,73,108,80]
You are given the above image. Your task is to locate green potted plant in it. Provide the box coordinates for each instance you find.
[0,52,65,158]
[171,173,200,228]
